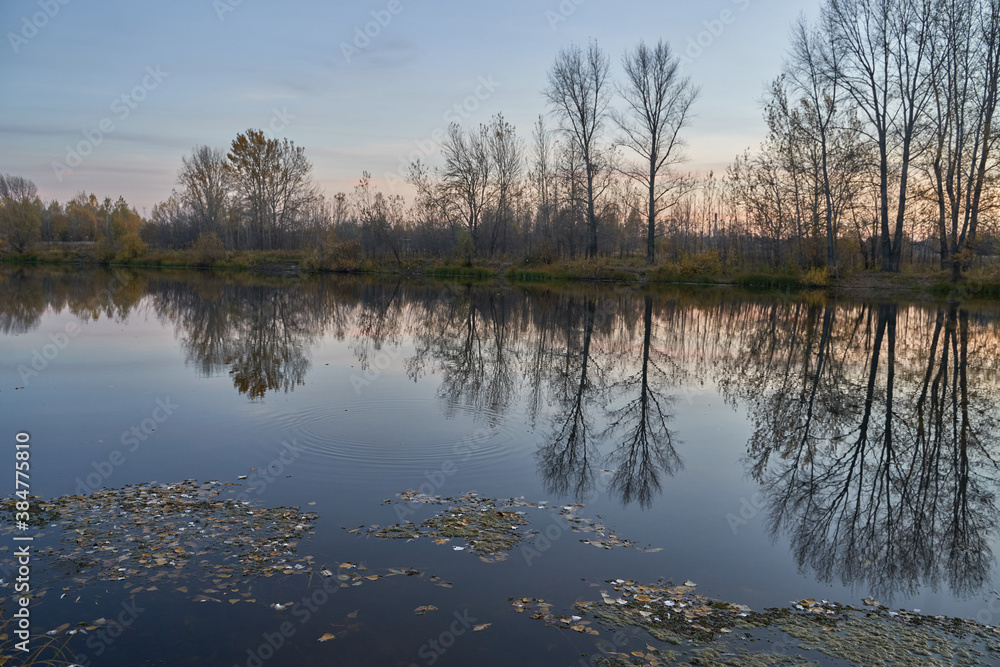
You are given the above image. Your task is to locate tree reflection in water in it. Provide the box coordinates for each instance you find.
[727,300,1000,600]
[4,268,1000,600]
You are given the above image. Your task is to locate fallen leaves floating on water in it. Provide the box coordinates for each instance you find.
[473,623,491,631]
[510,597,600,635]
[369,491,658,559]
[413,605,438,615]
[513,577,1000,667]
[318,632,336,642]
[0,480,318,593]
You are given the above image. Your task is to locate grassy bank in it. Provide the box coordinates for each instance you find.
[4,245,1000,298]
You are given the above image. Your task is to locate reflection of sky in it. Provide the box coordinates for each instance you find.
[1,0,820,211]
[1,277,997,625]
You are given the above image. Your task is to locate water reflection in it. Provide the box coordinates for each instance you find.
[722,299,1000,599]
[4,268,1000,600]
[153,280,323,399]
[603,296,684,508]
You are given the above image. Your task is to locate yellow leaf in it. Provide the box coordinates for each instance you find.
[318,632,336,642]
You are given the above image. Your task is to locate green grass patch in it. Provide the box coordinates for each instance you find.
[733,273,803,290]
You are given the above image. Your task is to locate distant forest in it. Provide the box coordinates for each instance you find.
[2,0,1000,280]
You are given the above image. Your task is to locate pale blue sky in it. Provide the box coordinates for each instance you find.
[0,0,820,212]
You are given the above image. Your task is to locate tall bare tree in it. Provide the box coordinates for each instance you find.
[485,113,525,255]
[529,115,556,248]
[787,17,844,275]
[824,0,936,272]
[178,145,232,246]
[439,122,492,253]
[615,39,699,264]
[545,41,611,258]
[926,0,1000,281]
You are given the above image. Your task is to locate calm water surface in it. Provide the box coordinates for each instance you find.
[1,266,999,665]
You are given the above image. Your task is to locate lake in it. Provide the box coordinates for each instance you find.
[2,266,1000,665]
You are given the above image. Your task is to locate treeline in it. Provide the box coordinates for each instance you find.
[0,174,145,261]
[730,0,1000,280]
[2,0,1000,279]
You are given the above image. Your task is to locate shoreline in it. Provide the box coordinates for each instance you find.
[3,249,1000,300]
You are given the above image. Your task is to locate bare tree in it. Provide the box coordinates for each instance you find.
[485,113,524,256]
[529,115,556,248]
[353,171,404,264]
[178,145,232,247]
[545,40,612,258]
[824,0,936,272]
[787,17,844,275]
[615,39,699,264]
[925,0,1000,281]
[439,122,492,253]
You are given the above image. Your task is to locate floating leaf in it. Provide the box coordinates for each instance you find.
[473,623,491,631]
[46,623,70,635]
[318,632,336,642]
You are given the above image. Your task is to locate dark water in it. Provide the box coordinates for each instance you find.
[2,266,1000,665]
